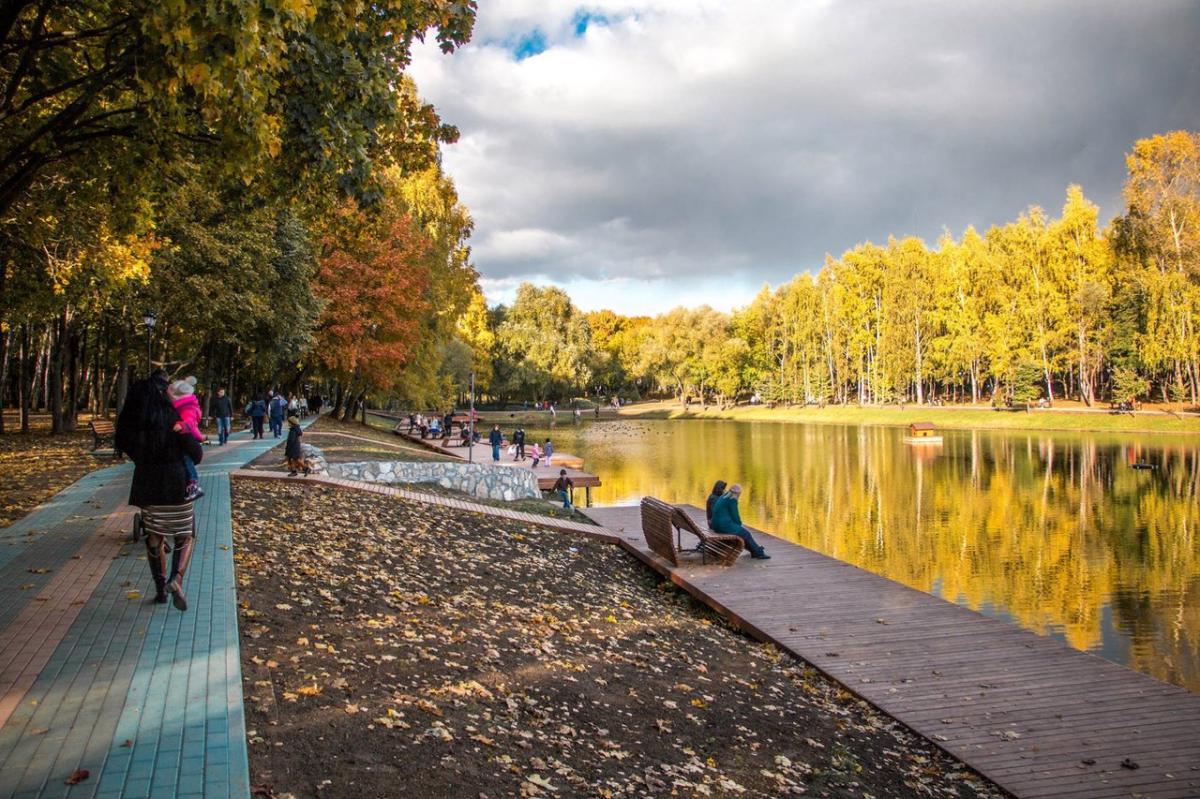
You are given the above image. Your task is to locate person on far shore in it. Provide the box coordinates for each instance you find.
[710,484,770,560]
[705,479,727,528]
[213,386,233,446]
[543,438,554,467]
[247,395,267,439]
[489,424,503,462]
[553,469,574,510]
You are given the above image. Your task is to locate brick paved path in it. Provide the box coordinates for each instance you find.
[0,422,308,799]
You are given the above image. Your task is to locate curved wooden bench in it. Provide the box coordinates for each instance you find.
[639,496,743,567]
[88,419,115,451]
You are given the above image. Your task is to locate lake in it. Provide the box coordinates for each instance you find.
[519,418,1200,692]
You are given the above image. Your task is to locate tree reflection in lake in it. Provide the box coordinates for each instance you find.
[530,419,1200,692]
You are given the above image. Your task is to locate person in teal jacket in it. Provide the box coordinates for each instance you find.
[709,484,770,559]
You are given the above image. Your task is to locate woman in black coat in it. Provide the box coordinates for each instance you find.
[116,372,204,607]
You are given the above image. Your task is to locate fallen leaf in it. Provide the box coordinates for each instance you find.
[65,769,89,785]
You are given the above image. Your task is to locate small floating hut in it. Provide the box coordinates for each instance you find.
[903,421,943,444]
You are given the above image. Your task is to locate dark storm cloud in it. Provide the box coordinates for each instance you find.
[411,0,1200,288]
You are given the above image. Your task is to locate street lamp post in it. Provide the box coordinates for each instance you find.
[142,310,157,375]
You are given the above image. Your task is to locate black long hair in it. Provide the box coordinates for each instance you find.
[115,370,180,462]
[710,479,727,497]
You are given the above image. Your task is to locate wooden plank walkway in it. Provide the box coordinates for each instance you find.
[583,504,1200,799]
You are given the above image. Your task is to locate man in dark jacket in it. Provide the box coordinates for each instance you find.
[489,424,503,462]
[710,484,770,559]
[247,396,267,439]
[213,387,234,445]
[268,391,287,438]
[513,426,525,461]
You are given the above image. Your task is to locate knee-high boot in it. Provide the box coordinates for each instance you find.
[166,535,195,611]
[145,536,169,603]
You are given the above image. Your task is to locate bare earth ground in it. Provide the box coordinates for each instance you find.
[231,481,1004,799]
[0,414,111,529]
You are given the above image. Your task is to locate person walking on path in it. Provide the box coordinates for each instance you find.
[543,438,554,467]
[247,395,267,439]
[489,424,503,462]
[213,387,233,445]
[553,469,574,510]
[285,415,308,476]
[710,484,770,559]
[705,479,727,528]
[513,426,526,461]
[529,441,542,468]
[268,391,287,438]
[115,371,204,609]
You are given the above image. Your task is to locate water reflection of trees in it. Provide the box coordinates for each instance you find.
[575,422,1200,691]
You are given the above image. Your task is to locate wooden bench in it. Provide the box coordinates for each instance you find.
[639,496,743,567]
[89,419,115,451]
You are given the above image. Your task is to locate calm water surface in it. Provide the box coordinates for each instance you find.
[523,418,1200,692]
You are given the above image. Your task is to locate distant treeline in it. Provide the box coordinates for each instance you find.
[468,131,1200,408]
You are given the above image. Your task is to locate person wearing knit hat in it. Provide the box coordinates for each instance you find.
[709,483,770,559]
[168,378,205,501]
[284,415,308,476]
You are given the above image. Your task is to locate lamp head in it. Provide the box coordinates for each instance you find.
[142,310,157,329]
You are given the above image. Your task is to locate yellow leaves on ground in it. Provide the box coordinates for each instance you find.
[229,480,1005,799]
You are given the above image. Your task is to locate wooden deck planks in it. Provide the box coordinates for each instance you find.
[583,503,1200,799]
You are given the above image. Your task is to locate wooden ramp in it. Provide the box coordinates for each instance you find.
[584,504,1200,799]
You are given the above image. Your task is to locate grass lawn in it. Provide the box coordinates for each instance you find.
[617,400,1200,436]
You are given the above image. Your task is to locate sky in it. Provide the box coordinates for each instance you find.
[409,1,1200,317]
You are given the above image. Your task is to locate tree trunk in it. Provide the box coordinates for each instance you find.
[0,325,10,434]
[18,324,30,432]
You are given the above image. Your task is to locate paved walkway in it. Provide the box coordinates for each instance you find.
[0,422,307,798]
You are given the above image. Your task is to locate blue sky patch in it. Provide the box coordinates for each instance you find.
[573,10,612,37]
[512,29,547,60]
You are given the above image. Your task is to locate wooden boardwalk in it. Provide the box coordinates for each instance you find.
[584,504,1200,799]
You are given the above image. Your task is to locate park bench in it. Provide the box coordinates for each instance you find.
[639,496,744,567]
[994,402,1030,412]
[89,419,116,451]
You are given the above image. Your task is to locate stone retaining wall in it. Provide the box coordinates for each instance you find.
[327,460,541,502]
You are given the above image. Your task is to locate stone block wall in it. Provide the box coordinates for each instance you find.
[327,459,541,502]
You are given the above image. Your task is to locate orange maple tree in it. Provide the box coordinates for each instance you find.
[313,201,433,400]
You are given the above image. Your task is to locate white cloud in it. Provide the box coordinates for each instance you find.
[412,1,1200,315]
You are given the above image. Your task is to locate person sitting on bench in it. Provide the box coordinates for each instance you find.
[705,479,727,528]
[709,484,770,560]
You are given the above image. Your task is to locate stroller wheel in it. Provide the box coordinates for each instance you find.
[130,512,143,543]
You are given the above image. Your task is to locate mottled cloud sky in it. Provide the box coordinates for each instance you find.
[409,1,1200,315]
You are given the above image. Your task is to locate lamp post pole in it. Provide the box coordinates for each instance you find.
[142,310,157,376]
[468,371,475,464]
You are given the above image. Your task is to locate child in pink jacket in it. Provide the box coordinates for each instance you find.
[169,377,205,500]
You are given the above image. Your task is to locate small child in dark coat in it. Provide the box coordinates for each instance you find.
[284,416,308,476]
